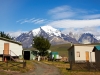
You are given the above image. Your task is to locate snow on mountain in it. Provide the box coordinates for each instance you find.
[30,25,62,37]
[16,25,67,48]
[78,33,99,44]
[95,36,100,40]
[40,25,61,37]
[31,28,40,36]
[68,31,81,41]
[49,36,69,45]
[16,25,100,48]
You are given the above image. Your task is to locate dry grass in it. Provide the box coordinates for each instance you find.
[0,60,34,75]
[43,61,100,75]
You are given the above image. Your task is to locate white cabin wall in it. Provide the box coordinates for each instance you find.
[0,40,9,54]
[0,39,22,56]
[74,46,95,62]
[9,43,22,56]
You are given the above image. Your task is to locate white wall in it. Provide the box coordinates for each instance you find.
[75,46,95,62]
[0,39,22,56]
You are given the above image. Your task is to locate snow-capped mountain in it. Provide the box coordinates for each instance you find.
[31,25,62,37]
[78,33,99,44]
[16,25,78,48]
[16,25,99,48]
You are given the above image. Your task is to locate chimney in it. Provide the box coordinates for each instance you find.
[71,42,73,46]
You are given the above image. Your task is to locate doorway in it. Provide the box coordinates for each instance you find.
[24,51,30,60]
[4,43,9,55]
[85,51,89,62]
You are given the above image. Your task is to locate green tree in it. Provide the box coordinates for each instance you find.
[0,31,14,40]
[33,36,51,56]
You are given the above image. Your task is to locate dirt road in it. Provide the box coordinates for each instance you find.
[21,61,61,75]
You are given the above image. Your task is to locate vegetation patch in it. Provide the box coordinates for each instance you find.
[0,60,34,75]
[28,43,71,57]
[42,61,100,75]
[50,44,71,57]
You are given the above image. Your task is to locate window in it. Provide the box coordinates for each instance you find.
[77,52,80,57]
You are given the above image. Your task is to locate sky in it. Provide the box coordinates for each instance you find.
[0,0,100,37]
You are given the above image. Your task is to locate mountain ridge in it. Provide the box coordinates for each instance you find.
[15,25,99,48]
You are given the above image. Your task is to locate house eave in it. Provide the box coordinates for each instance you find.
[0,37,22,45]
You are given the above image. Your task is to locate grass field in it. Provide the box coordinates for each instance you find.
[0,60,34,75]
[50,43,71,57]
[43,61,100,75]
[27,43,71,57]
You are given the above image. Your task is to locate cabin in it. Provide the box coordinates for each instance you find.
[0,37,23,61]
[93,45,100,63]
[68,44,96,63]
[23,50,39,60]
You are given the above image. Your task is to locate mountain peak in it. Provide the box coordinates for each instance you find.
[16,25,99,48]
[31,25,61,37]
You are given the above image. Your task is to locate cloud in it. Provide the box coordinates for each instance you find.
[47,5,100,37]
[62,27,98,34]
[17,18,47,24]
[61,27,100,40]
[48,5,100,19]
[6,31,28,37]
[48,5,71,14]
[51,12,75,19]
[46,19,100,28]
[82,14,100,19]
[48,5,75,19]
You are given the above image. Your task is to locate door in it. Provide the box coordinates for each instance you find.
[4,43,9,50]
[85,51,89,62]
[4,43,9,55]
[24,51,30,60]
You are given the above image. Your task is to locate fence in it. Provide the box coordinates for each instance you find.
[0,61,26,70]
[69,61,100,71]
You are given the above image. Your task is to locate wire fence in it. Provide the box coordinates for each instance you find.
[0,61,26,71]
[69,61,100,71]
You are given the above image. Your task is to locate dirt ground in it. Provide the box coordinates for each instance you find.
[21,61,61,75]
[1,61,61,75]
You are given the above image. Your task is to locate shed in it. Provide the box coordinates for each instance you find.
[0,37,23,61]
[93,45,100,63]
[50,52,59,59]
[68,44,96,63]
[23,50,38,60]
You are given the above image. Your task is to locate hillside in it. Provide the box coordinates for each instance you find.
[26,43,71,57]
[50,43,71,57]
[16,26,100,48]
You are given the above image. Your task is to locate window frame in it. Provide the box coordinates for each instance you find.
[76,51,80,57]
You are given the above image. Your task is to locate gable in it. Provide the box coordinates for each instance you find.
[75,45,94,51]
[68,45,94,51]
[93,45,100,52]
[95,45,100,50]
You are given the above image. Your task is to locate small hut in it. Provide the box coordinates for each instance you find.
[23,50,39,60]
[50,52,59,60]
[93,45,100,63]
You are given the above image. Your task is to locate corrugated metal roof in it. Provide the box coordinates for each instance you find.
[51,52,58,55]
[94,45,100,50]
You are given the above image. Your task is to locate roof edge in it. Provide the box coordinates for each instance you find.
[0,37,22,45]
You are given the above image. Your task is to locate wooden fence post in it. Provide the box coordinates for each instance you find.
[6,61,8,71]
[87,61,90,71]
[23,61,26,68]
[70,60,72,70]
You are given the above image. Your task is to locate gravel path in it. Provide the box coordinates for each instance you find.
[21,61,61,75]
